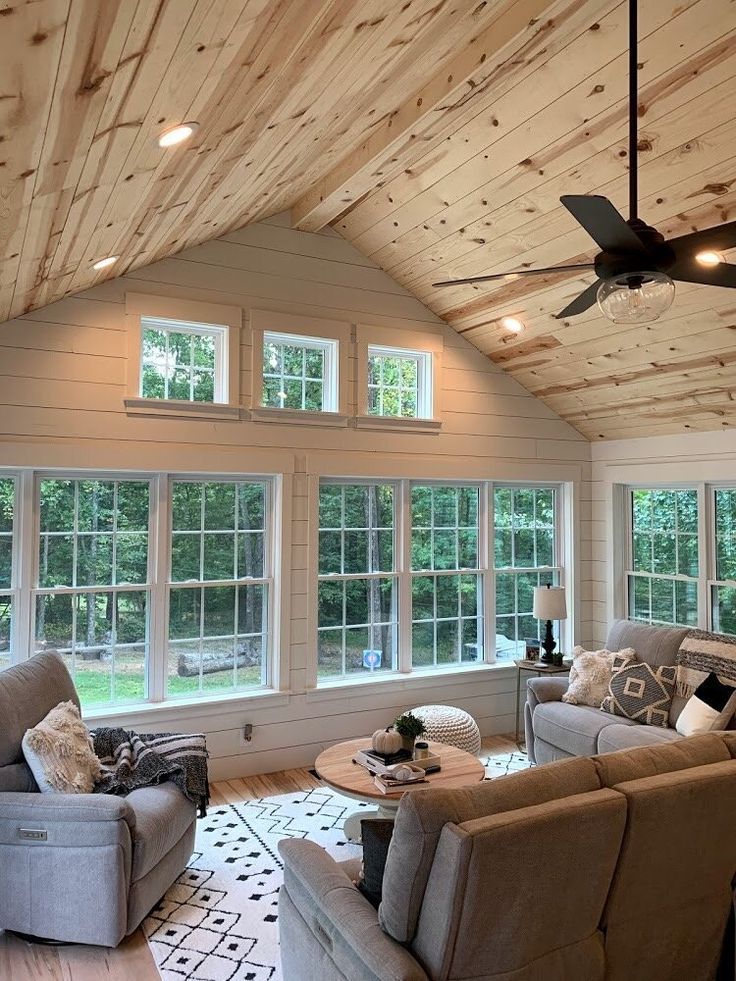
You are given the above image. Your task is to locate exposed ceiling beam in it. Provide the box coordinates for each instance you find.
[291,0,561,232]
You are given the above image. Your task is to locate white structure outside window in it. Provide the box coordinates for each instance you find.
[367,346,432,419]
[262,332,338,412]
[140,316,228,404]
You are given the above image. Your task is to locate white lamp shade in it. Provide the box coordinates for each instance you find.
[533,585,567,621]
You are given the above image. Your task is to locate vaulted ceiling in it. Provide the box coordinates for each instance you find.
[1,0,735,440]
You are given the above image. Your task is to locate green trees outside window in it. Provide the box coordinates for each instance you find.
[140,317,224,403]
[714,489,736,635]
[0,478,13,671]
[262,333,336,411]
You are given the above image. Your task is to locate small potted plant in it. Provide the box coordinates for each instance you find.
[394,711,426,753]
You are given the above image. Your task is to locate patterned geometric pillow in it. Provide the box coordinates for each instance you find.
[601,652,677,728]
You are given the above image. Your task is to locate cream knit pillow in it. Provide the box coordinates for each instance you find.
[562,645,636,708]
[22,700,101,794]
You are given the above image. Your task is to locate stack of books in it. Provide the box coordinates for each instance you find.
[372,765,428,795]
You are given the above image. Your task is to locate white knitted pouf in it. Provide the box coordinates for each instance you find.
[411,704,481,755]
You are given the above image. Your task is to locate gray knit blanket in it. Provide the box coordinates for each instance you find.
[676,629,736,698]
[91,728,209,817]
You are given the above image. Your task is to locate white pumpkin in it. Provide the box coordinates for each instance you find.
[371,727,403,755]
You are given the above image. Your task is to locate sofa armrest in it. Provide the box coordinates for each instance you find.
[0,792,135,846]
[279,838,428,981]
[526,676,569,706]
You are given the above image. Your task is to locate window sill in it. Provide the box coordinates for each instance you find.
[250,406,349,427]
[124,397,243,421]
[82,687,290,727]
[306,661,516,703]
[355,415,442,434]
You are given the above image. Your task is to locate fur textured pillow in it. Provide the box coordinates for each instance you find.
[22,700,101,794]
[601,653,677,728]
[562,646,636,708]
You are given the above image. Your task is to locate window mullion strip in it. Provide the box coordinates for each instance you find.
[149,474,169,703]
[398,480,412,673]
[699,482,711,629]
[16,471,36,665]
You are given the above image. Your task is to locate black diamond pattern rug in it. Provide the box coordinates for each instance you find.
[145,751,530,979]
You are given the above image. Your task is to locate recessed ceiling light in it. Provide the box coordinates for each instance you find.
[92,255,118,271]
[695,250,724,266]
[157,122,199,148]
[500,316,524,334]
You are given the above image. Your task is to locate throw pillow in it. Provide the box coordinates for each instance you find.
[601,652,676,728]
[676,672,736,736]
[22,700,101,794]
[562,645,636,708]
[356,818,394,909]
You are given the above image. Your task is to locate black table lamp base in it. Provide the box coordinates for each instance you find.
[540,619,556,663]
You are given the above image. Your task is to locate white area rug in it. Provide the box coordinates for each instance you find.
[144,751,531,980]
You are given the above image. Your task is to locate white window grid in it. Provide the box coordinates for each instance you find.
[316,481,399,680]
[33,476,153,706]
[493,486,562,660]
[140,316,228,404]
[712,487,736,634]
[262,331,338,412]
[167,478,272,698]
[0,475,17,671]
[367,345,432,419]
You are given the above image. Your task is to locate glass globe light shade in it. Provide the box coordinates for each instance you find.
[597,271,675,324]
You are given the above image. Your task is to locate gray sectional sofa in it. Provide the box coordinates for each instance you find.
[525,619,692,764]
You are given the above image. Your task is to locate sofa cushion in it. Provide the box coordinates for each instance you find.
[22,700,101,794]
[594,732,730,786]
[379,755,600,944]
[533,701,638,758]
[605,619,690,669]
[562,645,634,708]
[601,655,677,728]
[0,761,37,793]
[126,783,197,882]
[0,652,79,768]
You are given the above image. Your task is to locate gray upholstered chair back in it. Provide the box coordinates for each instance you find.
[0,652,79,792]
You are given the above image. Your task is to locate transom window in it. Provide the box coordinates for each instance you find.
[367,345,432,419]
[627,488,699,627]
[0,478,15,671]
[262,331,338,412]
[317,482,397,679]
[494,487,560,659]
[168,480,270,698]
[35,478,151,706]
[140,316,228,403]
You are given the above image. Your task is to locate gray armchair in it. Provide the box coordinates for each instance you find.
[0,652,197,947]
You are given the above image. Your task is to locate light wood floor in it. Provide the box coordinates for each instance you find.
[0,735,516,980]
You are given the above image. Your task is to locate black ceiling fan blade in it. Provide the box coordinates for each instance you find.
[560,195,649,255]
[432,263,595,288]
[668,220,736,261]
[669,260,736,289]
[554,279,601,319]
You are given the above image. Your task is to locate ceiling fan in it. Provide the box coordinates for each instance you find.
[432,0,736,324]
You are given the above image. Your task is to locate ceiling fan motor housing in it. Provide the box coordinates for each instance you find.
[594,218,675,283]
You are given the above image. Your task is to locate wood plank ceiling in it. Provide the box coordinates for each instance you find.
[1,0,735,440]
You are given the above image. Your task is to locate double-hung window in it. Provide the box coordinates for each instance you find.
[34,477,151,705]
[262,332,338,412]
[140,316,228,404]
[0,477,15,671]
[713,489,736,634]
[493,486,560,659]
[411,484,482,667]
[626,488,699,627]
[317,482,397,678]
[168,479,271,697]
[367,346,432,419]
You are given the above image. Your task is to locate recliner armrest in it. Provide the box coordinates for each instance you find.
[526,676,569,706]
[0,792,135,834]
[279,838,429,981]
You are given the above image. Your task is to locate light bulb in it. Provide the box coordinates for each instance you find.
[696,250,724,266]
[92,255,118,270]
[157,122,199,148]
[597,272,675,324]
[499,316,524,333]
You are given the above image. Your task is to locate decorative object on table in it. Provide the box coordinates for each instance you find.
[532,584,567,663]
[393,711,427,753]
[410,704,481,755]
[362,648,382,671]
[562,645,635,708]
[413,740,429,759]
[675,629,736,697]
[371,726,404,756]
[21,700,102,794]
[601,651,676,728]
[411,751,442,773]
[373,763,428,795]
[524,638,541,660]
[676,672,736,736]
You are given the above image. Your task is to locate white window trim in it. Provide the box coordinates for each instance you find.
[124,293,242,420]
[262,330,339,413]
[366,343,432,419]
[250,309,350,424]
[356,323,443,431]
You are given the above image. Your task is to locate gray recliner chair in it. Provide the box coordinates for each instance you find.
[0,652,197,946]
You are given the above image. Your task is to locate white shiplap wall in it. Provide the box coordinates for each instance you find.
[589,429,736,646]
[0,212,592,779]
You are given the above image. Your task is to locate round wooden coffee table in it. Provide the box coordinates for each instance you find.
[315,737,485,841]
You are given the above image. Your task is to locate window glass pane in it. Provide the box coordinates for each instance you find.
[140,320,223,403]
[0,478,14,593]
[262,333,332,412]
[367,348,428,419]
[0,597,10,672]
[714,585,736,636]
[716,490,736,582]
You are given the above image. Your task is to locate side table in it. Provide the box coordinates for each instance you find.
[514,658,569,751]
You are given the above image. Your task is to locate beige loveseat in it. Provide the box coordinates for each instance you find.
[279,733,736,980]
[525,619,693,764]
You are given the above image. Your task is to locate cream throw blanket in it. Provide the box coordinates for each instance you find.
[676,629,736,697]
